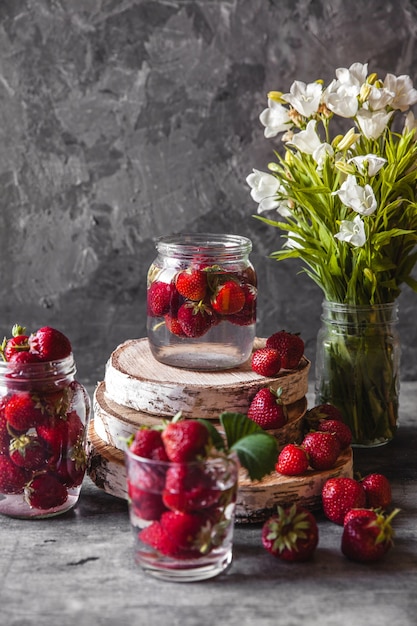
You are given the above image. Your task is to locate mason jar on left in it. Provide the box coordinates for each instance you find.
[0,325,91,519]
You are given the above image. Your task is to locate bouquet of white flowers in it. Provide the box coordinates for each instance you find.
[247,62,417,305]
[247,63,417,446]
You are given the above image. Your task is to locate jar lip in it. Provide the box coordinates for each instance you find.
[155,233,252,256]
[0,353,76,380]
[322,300,398,311]
[125,446,238,470]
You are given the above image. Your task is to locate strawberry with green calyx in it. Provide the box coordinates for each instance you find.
[177,301,215,337]
[5,392,46,432]
[140,510,213,559]
[342,508,400,563]
[0,324,30,362]
[9,434,48,470]
[24,471,68,510]
[262,504,319,562]
[247,386,287,430]
[161,414,211,462]
[266,330,304,370]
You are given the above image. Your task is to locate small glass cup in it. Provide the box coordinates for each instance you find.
[0,355,91,518]
[125,448,239,582]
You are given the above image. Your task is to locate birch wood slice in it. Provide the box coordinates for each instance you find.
[86,421,354,524]
[93,381,307,450]
[104,338,310,419]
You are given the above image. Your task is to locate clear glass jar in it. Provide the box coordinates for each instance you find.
[147,233,257,370]
[315,301,400,447]
[0,355,91,518]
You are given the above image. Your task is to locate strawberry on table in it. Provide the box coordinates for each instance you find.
[343,508,378,527]
[361,473,392,509]
[262,504,319,562]
[247,387,287,429]
[302,431,341,470]
[322,477,367,525]
[342,509,399,563]
[276,443,309,476]
[266,330,304,369]
[251,347,281,377]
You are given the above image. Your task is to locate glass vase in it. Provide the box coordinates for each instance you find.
[315,301,400,447]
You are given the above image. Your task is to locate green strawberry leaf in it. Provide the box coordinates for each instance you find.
[230,432,277,481]
[219,411,265,449]
[197,418,226,451]
[219,412,277,481]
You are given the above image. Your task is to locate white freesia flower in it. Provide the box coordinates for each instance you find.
[259,99,291,138]
[282,80,323,117]
[336,62,368,88]
[286,120,321,154]
[323,80,360,118]
[348,154,386,177]
[383,73,417,111]
[366,85,395,111]
[356,108,394,140]
[333,174,377,216]
[246,169,281,213]
[313,142,334,172]
[334,215,366,247]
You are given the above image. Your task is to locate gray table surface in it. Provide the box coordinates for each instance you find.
[1,383,416,626]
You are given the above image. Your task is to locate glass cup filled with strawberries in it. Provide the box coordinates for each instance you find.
[125,418,239,582]
[147,233,257,370]
[0,324,91,518]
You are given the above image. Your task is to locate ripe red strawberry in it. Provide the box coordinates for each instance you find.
[0,455,27,494]
[9,434,48,470]
[129,427,169,461]
[342,509,399,563]
[164,314,187,337]
[247,387,287,429]
[128,481,167,521]
[276,443,309,476]
[177,301,214,337]
[29,326,72,361]
[361,473,392,509]
[9,351,42,364]
[3,333,30,361]
[139,519,178,555]
[162,462,219,512]
[305,403,344,424]
[302,431,341,470]
[175,268,207,301]
[161,419,210,462]
[317,419,352,450]
[343,508,378,527]
[266,330,304,369]
[262,504,319,562]
[158,510,211,558]
[228,283,257,326]
[322,477,367,525]
[147,280,177,317]
[211,280,246,315]
[251,347,281,377]
[0,404,12,454]
[24,472,68,510]
[36,415,71,462]
[5,392,46,432]
[56,454,86,489]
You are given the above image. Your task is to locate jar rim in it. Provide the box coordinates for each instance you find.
[155,233,252,257]
[0,353,76,382]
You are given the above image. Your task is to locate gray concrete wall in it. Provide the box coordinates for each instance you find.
[1,0,417,385]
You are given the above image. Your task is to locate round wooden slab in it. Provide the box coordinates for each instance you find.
[104,338,310,419]
[93,381,308,450]
[86,421,353,523]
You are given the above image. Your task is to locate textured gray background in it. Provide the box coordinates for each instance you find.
[1,0,417,385]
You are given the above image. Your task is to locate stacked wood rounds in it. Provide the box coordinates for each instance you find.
[87,337,353,523]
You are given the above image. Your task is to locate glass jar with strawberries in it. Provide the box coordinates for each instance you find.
[0,324,91,518]
[147,233,257,369]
